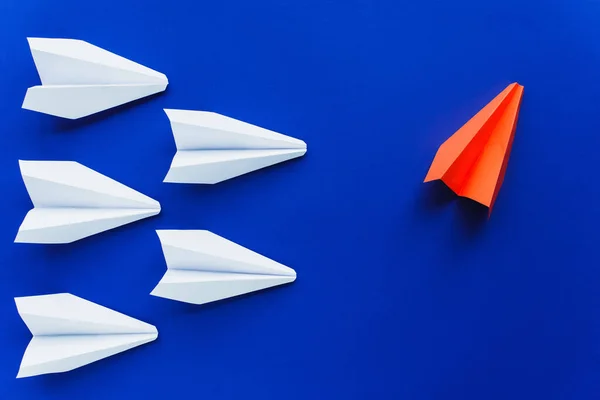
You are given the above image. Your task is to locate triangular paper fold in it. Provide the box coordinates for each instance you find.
[424,83,524,212]
[15,161,160,244]
[22,38,168,119]
[163,110,307,184]
[151,230,296,305]
[15,293,157,378]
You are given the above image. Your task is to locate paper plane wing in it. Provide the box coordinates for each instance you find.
[18,160,160,209]
[424,83,524,212]
[15,293,157,335]
[16,208,159,244]
[164,149,306,184]
[18,334,156,379]
[22,38,168,119]
[151,230,296,305]
[26,38,167,86]
[163,110,307,184]
[15,161,160,244]
[23,84,167,120]
[164,109,306,150]
[15,293,157,378]
[151,270,295,306]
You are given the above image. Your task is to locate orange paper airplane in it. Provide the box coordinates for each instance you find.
[424,83,524,214]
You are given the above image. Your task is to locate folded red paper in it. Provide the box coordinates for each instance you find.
[424,83,524,214]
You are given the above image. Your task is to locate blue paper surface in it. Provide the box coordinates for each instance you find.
[1,0,600,398]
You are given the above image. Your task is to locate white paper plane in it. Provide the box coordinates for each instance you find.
[163,109,307,184]
[15,293,158,378]
[15,160,161,244]
[151,230,297,305]
[22,38,168,119]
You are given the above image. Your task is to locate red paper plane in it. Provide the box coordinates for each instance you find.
[424,83,524,214]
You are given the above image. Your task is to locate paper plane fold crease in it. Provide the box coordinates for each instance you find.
[151,230,296,305]
[163,109,307,184]
[15,293,157,378]
[15,160,160,244]
[424,83,524,213]
[22,38,168,119]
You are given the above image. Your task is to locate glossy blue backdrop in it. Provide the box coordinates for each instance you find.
[1,0,599,398]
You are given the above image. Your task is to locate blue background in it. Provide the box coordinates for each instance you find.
[1,0,599,398]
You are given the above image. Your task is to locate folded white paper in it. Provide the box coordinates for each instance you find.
[22,38,168,119]
[151,230,296,305]
[163,109,307,184]
[15,293,158,378]
[15,160,160,244]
